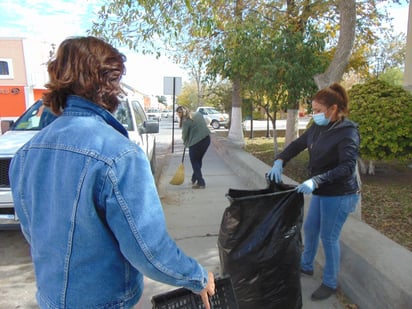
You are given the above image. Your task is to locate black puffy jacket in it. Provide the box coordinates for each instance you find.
[277,118,360,196]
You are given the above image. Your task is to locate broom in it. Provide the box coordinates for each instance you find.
[169,147,186,185]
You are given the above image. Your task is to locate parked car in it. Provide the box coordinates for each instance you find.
[162,109,179,122]
[196,106,229,129]
[161,110,172,118]
[146,108,162,121]
[0,97,159,228]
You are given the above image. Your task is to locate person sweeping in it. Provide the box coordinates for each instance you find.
[176,106,211,189]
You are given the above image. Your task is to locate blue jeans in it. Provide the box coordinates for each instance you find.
[189,135,210,186]
[301,193,359,289]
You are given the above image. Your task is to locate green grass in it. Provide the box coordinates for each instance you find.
[244,137,412,251]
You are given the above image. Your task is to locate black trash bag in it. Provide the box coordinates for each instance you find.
[218,181,304,309]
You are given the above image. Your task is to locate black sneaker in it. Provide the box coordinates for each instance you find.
[311,284,336,301]
[301,268,314,276]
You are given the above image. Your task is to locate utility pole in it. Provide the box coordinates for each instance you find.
[163,76,182,152]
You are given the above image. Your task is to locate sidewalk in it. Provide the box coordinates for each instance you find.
[140,136,346,309]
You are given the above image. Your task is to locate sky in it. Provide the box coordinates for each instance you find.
[0,0,409,96]
[0,0,188,96]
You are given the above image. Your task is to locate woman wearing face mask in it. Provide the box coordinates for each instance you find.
[268,83,360,301]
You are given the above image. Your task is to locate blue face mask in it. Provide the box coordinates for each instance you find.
[313,112,330,126]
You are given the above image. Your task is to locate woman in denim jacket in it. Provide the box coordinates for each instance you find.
[268,83,360,301]
[9,36,215,309]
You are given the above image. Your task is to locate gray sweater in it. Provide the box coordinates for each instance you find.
[181,112,210,147]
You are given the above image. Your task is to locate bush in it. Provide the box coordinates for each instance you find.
[349,79,412,161]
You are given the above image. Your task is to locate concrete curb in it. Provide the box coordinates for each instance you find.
[211,133,412,309]
[211,132,298,189]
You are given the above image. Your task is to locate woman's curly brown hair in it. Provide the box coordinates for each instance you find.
[43,36,126,115]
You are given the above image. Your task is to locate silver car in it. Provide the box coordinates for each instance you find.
[146,108,162,121]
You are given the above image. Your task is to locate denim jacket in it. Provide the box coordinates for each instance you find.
[10,96,208,309]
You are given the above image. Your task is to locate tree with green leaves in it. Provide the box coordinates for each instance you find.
[243,24,326,151]
[90,0,399,146]
[349,79,412,174]
[379,68,404,86]
[177,82,199,110]
[367,32,407,83]
[177,79,232,112]
[156,95,167,106]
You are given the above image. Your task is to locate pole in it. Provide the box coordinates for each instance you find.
[171,77,176,153]
[249,99,253,139]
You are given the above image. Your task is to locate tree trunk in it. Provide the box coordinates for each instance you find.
[358,158,368,174]
[271,111,279,156]
[228,77,245,146]
[314,0,356,89]
[358,158,375,175]
[285,109,299,147]
[368,160,375,175]
[272,129,279,157]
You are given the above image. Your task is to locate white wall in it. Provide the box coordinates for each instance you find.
[404,2,412,92]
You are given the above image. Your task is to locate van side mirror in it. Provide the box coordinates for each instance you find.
[142,120,159,134]
[1,120,14,134]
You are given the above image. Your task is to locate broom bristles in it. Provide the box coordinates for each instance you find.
[169,163,185,185]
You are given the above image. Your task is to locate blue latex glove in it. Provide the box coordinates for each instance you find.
[296,179,317,194]
[268,159,283,183]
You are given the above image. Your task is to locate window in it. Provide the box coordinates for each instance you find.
[0,61,9,75]
[0,59,14,79]
[114,100,133,131]
[132,100,145,127]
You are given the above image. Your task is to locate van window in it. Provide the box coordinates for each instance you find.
[114,101,133,131]
[13,101,57,130]
[132,100,146,127]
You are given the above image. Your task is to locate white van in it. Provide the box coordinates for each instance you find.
[0,98,158,228]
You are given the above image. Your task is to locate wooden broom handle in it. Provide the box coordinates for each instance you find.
[181,147,186,163]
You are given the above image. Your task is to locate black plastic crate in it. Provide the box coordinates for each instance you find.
[151,277,238,309]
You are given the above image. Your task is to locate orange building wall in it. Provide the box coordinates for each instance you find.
[1,38,27,117]
[33,88,46,101]
[144,96,156,110]
[0,39,27,85]
[0,85,26,117]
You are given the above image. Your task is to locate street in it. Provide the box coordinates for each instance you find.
[0,228,37,309]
